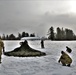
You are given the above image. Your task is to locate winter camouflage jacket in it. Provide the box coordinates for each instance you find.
[58,51,72,64]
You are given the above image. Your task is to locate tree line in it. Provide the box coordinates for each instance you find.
[0,32,35,40]
[0,27,76,40]
[48,26,76,40]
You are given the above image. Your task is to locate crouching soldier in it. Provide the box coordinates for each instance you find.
[58,51,72,67]
[0,39,4,63]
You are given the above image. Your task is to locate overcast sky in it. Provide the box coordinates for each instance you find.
[0,0,76,37]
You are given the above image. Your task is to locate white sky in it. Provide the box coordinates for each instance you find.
[0,0,76,37]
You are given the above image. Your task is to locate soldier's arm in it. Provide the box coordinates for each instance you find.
[58,59,60,63]
[58,55,64,63]
[58,56,62,63]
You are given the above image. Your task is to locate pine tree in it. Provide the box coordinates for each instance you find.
[48,26,55,40]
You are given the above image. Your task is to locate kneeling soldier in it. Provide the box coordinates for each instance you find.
[58,51,72,67]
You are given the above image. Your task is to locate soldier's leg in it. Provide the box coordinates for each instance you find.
[62,62,66,66]
[61,59,66,66]
[67,64,70,67]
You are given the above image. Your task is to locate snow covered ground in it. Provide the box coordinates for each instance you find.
[0,40,76,75]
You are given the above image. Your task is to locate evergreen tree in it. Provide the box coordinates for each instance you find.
[25,33,29,37]
[48,26,55,40]
[8,34,16,40]
[18,33,22,39]
[30,33,35,37]
[61,28,66,40]
[56,27,62,40]
[22,32,26,37]
[65,29,74,40]
[22,32,29,37]
[6,35,9,40]
[2,34,6,40]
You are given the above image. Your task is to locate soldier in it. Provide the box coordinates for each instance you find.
[0,39,4,63]
[41,40,44,48]
[58,51,72,67]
